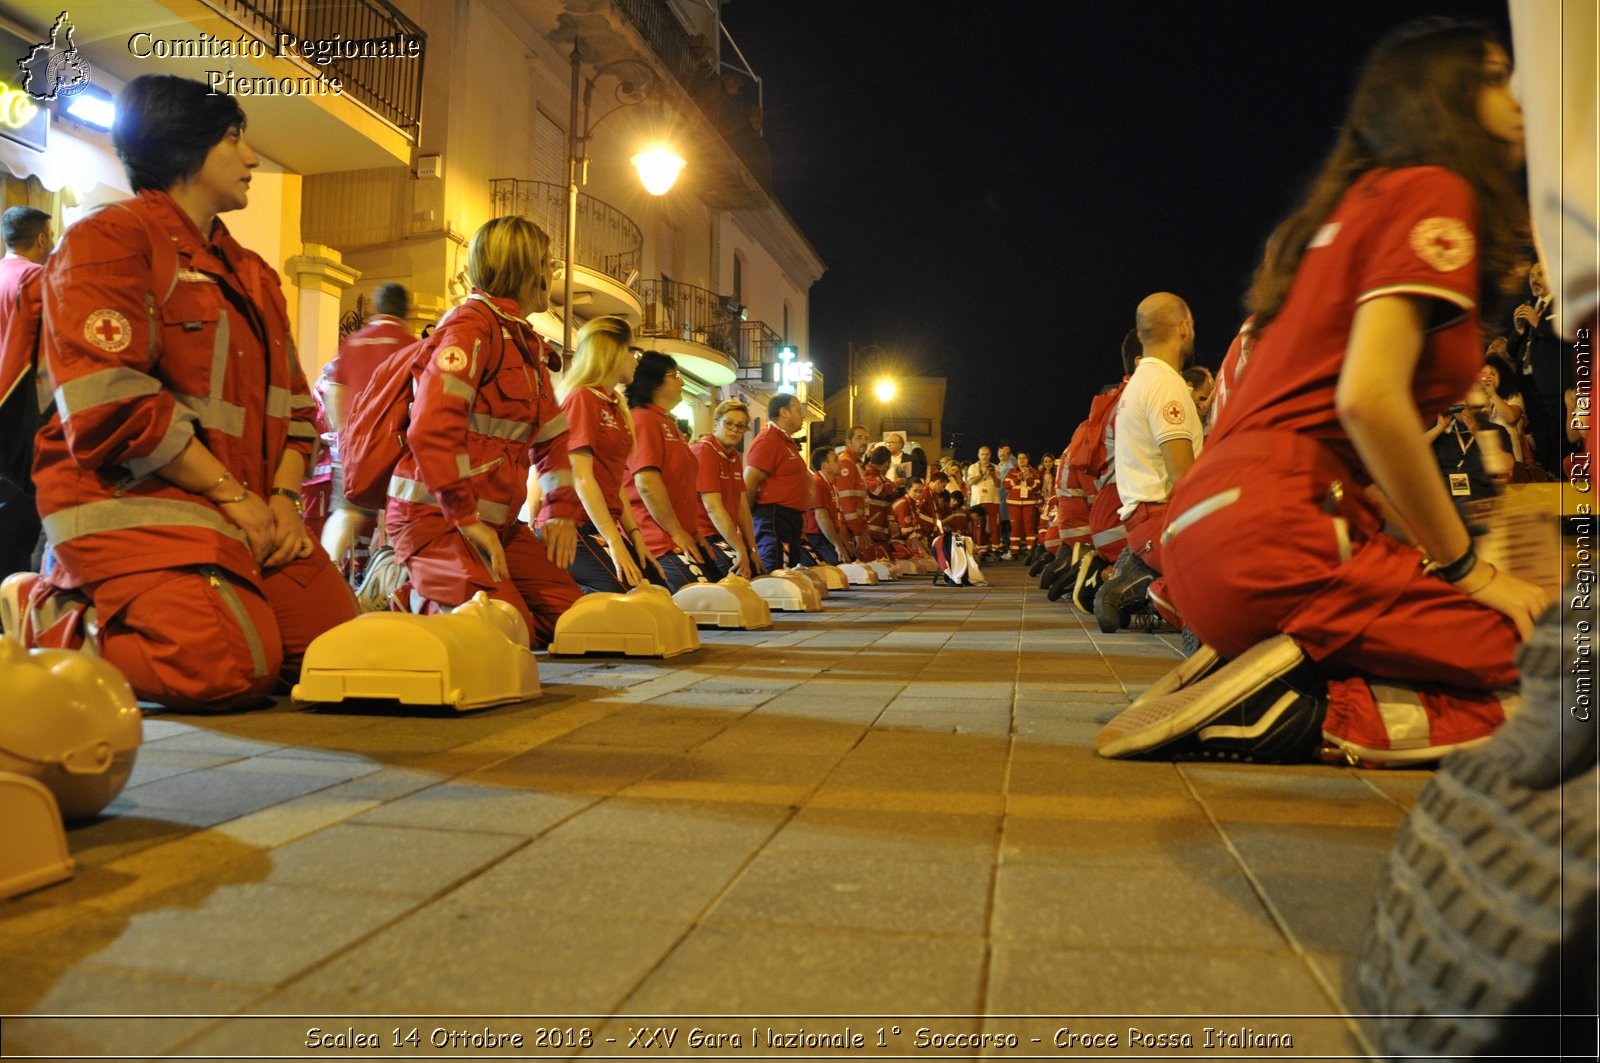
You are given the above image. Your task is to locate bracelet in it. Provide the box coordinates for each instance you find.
[1430,544,1478,584]
[214,488,249,505]
[1457,564,1498,596]
[207,472,236,494]
[270,486,303,514]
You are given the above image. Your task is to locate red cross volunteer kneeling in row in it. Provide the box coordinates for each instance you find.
[22,75,358,710]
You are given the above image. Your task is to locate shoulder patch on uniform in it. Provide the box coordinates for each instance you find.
[84,309,132,352]
[1308,222,1341,249]
[1162,400,1187,425]
[1409,217,1474,272]
[435,345,468,372]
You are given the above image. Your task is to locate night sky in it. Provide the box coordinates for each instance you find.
[719,0,1513,460]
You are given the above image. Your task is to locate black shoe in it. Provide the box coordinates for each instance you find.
[1094,555,1155,631]
[1068,552,1105,610]
[1039,547,1075,590]
[1094,584,1127,632]
[1046,557,1081,601]
[1096,635,1320,761]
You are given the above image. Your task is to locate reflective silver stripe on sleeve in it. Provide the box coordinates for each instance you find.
[388,475,435,506]
[1064,488,1087,497]
[289,392,317,410]
[1091,526,1126,549]
[121,406,199,478]
[1061,524,1093,538]
[1160,487,1242,545]
[287,421,319,440]
[173,393,246,436]
[388,475,509,524]
[442,375,476,403]
[42,497,248,546]
[537,469,573,494]
[532,411,569,445]
[456,453,473,479]
[54,367,163,415]
[468,412,535,443]
[265,386,292,418]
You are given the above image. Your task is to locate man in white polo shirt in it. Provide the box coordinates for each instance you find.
[1100,292,1203,630]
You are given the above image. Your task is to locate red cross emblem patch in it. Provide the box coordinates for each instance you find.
[1162,400,1187,425]
[1408,217,1474,272]
[84,309,132,353]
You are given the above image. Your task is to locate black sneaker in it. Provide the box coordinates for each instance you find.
[1028,551,1052,578]
[1096,634,1318,759]
[1040,547,1076,590]
[1093,555,1155,632]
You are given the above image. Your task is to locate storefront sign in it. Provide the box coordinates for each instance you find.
[774,344,813,395]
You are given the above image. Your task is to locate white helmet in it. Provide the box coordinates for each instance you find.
[0,640,142,820]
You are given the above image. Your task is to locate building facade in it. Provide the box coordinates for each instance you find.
[0,0,821,450]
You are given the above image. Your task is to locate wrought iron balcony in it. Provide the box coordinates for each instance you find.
[737,319,780,371]
[488,179,643,285]
[215,0,426,138]
[636,279,739,358]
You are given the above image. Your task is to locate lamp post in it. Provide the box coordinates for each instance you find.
[563,41,684,357]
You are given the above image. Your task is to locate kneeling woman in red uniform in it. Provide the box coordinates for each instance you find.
[539,315,653,594]
[625,352,720,590]
[385,216,581,647]
[1140,21,1550,765]
[25,76,357,710]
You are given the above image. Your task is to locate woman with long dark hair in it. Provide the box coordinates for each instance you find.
[624,351,718,590]
[1100,20,1550,766]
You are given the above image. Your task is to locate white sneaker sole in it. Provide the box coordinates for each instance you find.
[1095,634,1306,758]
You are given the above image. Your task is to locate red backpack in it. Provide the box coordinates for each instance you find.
[1067,380,1127,484]
[339,300,507,511]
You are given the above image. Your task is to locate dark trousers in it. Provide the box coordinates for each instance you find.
[805,532,840,565]
[753,503,805,571]
[0,481,41,575]
[568,526,665,594]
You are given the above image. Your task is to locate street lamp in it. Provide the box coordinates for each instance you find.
[563,41,685,356]
[846,340,887,433]
[874,379,897,403]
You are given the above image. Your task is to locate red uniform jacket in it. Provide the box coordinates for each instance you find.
[386,293,572,544]
[324,315,413,393]
[862,461,895,541]
[803,470,841,537]
[0,256,43,410]
[1003,466,1042,507]
[833,447,868,536]
[35,191,315,587]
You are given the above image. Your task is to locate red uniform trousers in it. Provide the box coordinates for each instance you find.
[1162,431,1519,757]
[1088,483,1127,563]
[1121,501,1172,573]
[393,513,580,649]
[1008,501,1039,552]
[28,551,356,711]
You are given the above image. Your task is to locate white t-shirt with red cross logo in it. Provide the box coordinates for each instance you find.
[1113,356,1203,519]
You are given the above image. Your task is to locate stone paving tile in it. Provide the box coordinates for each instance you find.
[689,715,868,756]
[762,807,1000,864]
[352,782,598,835]
[104,763,345,827]
[289,898,687,1014]
[706,850,991,936]
[318,766,444,802]
[0,965,258,1054]
[212,793,382,849]
[534,708,735,751]
[445,836,751,921]
[261,823,523,897]
[1180,766,1408,827]
[619,750,844,805]
[540,797,791,851]
[122,750,242,788]
[466,744,677,795]
[874,708,1012,737]
[985,944,1353,1036]
[57,882,414,985]
[999,815,1235,873]
[1217,822,1398,879]
[137,729,284,758]
[622,924,985,1014]
[1249,870,1389,955]
[992,865,1285,950]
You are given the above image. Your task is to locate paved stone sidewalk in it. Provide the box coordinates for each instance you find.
[0,563,1428,1059]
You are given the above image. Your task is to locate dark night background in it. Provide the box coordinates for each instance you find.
[719,0,1514,461]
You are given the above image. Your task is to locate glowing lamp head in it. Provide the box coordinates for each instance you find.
[632,145,685,195]
[874,380,897,402]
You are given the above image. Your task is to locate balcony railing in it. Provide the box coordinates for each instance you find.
[736,320,779,371]
[216,0,426,138]
[613,0,772,192]
[488,180,643,285]
[636,279,739,357]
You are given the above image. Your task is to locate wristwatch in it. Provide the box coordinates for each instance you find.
[270,486,304,514]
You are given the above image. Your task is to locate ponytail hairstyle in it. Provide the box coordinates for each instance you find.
[559,315,633,401]
[1245,19,1526,332]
